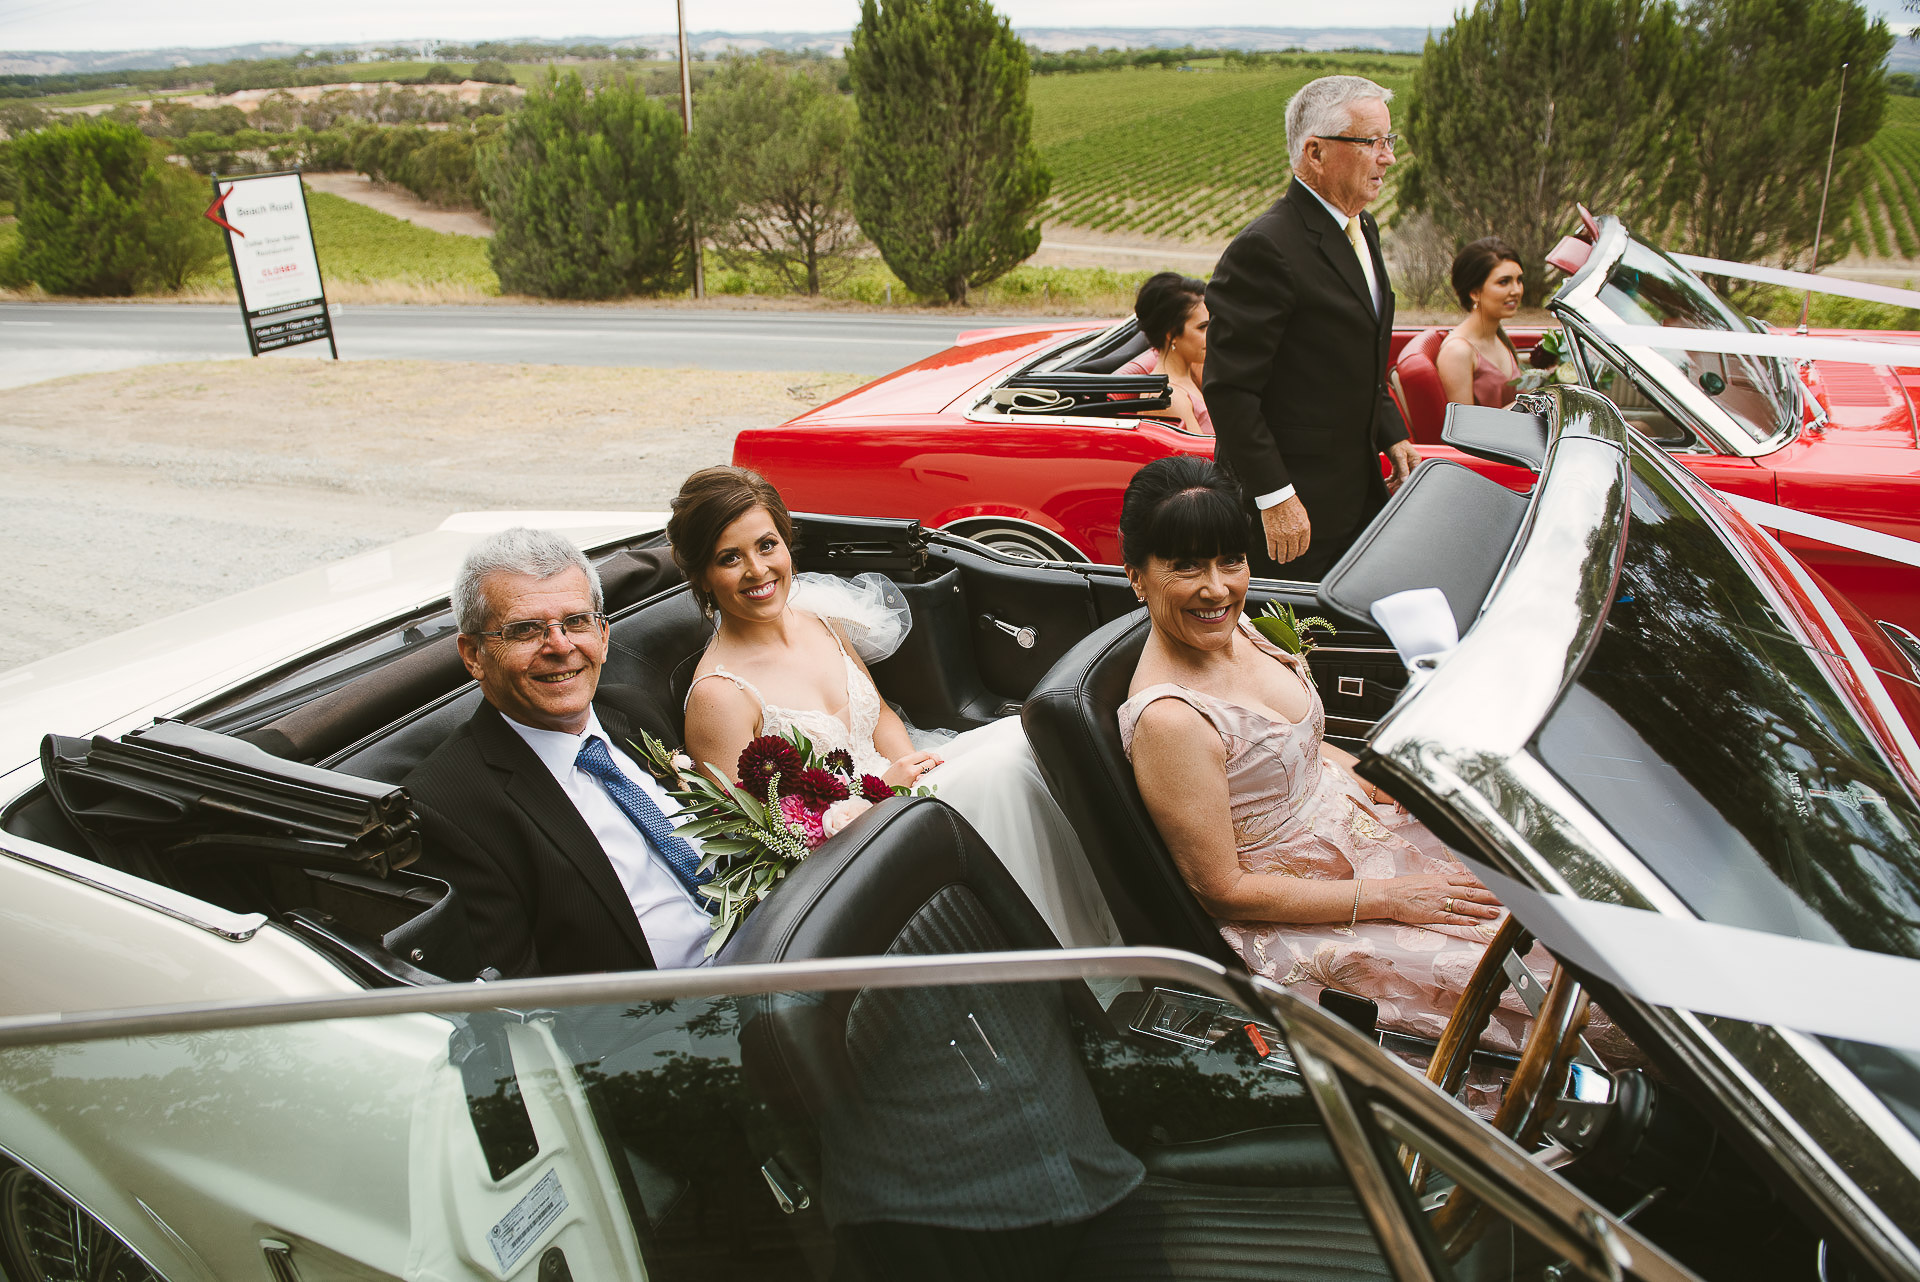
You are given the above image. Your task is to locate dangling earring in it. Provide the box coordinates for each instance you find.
[698,591,714,621]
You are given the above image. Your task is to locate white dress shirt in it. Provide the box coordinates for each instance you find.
[502,709,714,970]
[1253,180,1383,512]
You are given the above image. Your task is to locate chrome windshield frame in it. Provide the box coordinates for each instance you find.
[1550,217,1801,460]
[0,945,1696,1282]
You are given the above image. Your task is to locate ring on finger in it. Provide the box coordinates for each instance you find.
[1443,897,1454,914]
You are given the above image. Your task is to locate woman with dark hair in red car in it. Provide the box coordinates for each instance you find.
[1437,237,1525,409]
[1119,271,1213,434]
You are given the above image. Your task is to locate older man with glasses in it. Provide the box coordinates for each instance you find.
[1203,74,1423,581]
[404,526,714,978]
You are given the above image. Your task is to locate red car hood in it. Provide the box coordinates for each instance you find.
[1804,329,1920,445]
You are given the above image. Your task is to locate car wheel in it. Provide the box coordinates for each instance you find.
[0,1165,161,1282]
[942,520,1087,563]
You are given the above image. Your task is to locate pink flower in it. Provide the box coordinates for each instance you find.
[822,796,873,838]
[777,794,826,848]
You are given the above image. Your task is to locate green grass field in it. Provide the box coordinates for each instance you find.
[182,189,500,296]
[1856,96,1920,258]
[1032,57,1419,243]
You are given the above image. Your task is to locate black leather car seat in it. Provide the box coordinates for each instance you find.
[1021,610,1245,970]
[719,796,1387,1281]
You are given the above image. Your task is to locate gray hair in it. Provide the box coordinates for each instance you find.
[1286,75,1393,167]
[451,527,603,634]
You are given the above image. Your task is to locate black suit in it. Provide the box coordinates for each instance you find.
[404,685,683,979]
[1203,177,1408,580]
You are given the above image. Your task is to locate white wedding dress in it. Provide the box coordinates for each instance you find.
[685,608,1123,951]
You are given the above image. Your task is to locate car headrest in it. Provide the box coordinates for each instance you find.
[719,795,1059,968]
[1392,326,1451,445]
[1076,328,1154,374]
[1021,610,1246,970]
[1316,458,1531,638]
[602,587,713,743]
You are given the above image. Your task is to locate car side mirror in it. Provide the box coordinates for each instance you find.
[1699,371,1727,396]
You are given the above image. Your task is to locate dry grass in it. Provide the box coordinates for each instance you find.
[0,359,865,667]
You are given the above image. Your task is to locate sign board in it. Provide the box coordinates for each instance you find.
[205,170,337,358]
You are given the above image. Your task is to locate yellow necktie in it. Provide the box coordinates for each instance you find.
[1346,215,1377,310]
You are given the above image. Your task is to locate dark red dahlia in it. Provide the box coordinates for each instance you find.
[859,774,892,804]
[824,747,855,776]
[791,766,851,809]
[737,735,802,802]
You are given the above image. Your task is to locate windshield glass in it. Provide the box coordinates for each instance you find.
[1594,238,1800,446]
[1534,452,1920,1133]
[0,967,1395,1282]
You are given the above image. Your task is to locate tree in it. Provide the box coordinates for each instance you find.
[847,0,1050,303]
[480,71,688,299]
[139,156,223,290]
[1663,0,1891,270]
[1397,0,1686,305]
[12,119,154,295]
[684,60,860,295]
[10,120,221,295]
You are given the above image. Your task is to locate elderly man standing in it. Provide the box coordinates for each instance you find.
[405,527,712,978]
[1204,75,1423,580]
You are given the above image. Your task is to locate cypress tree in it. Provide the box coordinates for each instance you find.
[1397,0,1685,305]
[848,0,1050,304]
[481,71,688,299]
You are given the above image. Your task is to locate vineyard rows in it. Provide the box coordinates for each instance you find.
[1032,61,1417,243]
[1858,96,1920,261]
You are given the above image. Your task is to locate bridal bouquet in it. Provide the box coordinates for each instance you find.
[634,727,928,955]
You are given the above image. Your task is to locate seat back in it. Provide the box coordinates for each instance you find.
[1392,326,1451,444]
[1020,611,1244,970]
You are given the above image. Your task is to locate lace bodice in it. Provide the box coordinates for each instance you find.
[686,615,891,777]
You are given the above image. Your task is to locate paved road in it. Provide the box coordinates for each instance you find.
[0,303,1082,387]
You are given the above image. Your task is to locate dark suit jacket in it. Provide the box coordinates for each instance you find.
[1203,178,1408,545]
[404,684,684,979]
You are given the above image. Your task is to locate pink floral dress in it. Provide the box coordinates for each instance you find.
[1118,622,1538,1052]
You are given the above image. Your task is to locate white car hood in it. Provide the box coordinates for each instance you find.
[0,512,665,785]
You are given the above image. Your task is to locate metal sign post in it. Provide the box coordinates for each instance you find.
[205,169,338,359]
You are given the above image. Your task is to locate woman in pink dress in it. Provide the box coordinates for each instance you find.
[1117,272,1212,434]
[1116,455,1539,1051]
[1437,237,1525,410]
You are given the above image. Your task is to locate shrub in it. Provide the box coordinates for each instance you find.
[481,71,688,298]
[470,59,516,85]
[848,0,1050,303]
[684,60,860,294]
[12,119,153,294]
[11,120,220,294]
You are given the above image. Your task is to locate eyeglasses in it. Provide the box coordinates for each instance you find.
[473,611,608,647]
[1318,132,1399,154]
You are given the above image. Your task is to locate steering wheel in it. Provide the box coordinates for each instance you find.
[1410,915,1594,1257]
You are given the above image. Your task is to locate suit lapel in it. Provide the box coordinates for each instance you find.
[1290,177,1376,316]
[470,703,656,961]
[1362,210,1395,332]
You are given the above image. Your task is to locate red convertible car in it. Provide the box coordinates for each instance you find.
[736,215,1920,633]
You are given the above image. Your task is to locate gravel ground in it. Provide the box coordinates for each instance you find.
[0,359,862,671]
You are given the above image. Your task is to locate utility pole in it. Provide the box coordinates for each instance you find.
[677,0,705,299]
[1801,61,1849,333]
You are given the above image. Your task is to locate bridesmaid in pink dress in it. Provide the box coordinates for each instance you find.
[1117,272,1213,434]
[1437,236,1525,410]
[1114,455,1539,1052]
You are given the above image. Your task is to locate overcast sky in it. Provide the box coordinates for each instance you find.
[2,0,1912,52]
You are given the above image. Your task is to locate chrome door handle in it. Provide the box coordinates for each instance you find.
[979,614,1037,649]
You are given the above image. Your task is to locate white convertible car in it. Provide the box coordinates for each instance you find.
[2,390,1919,1281]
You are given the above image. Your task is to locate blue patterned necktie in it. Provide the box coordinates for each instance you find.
[575,736,712,905]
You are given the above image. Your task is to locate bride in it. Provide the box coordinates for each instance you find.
[669,465,1121,950]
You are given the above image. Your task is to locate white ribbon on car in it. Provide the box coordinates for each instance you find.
[1588,321,1920,369]
[1716,491,1920,571]
[1369,587,1460,680]
[1670,253,1920,312]
[1453,855,1920,1055]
